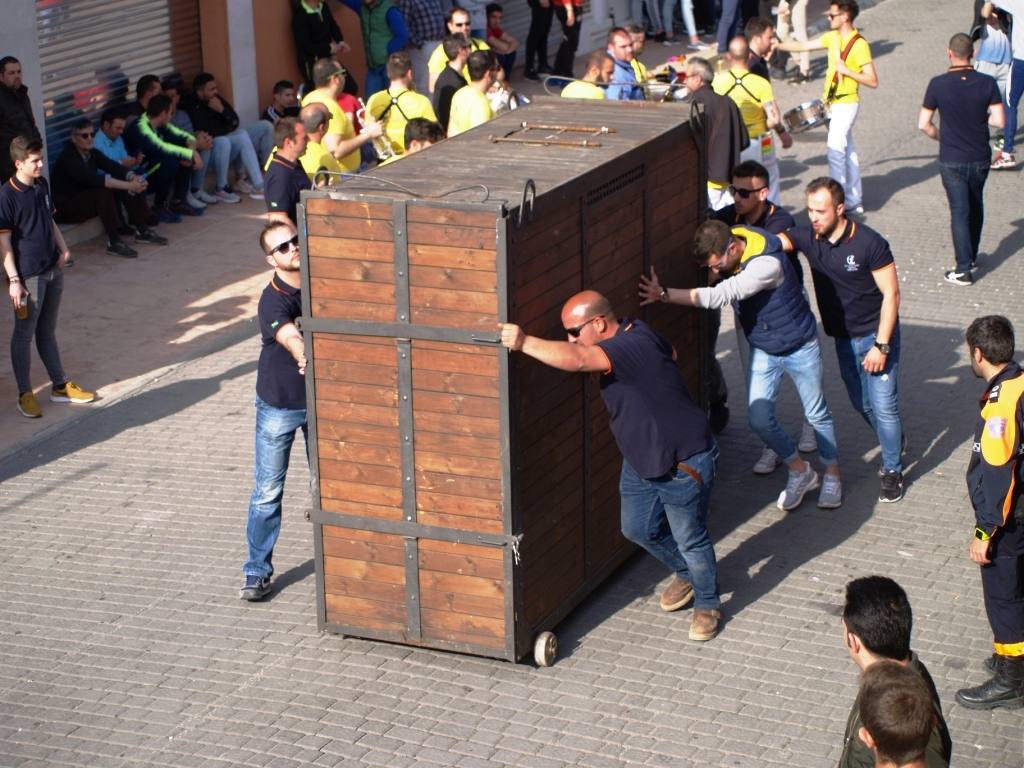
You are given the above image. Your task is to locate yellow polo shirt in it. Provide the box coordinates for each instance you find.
[427,37,490,84]
[712,68,774,137]
[821,29,872,104]
[447,86,493,137]
[300,88,361,172]
[561,80,606,100]
[300,139,343,181]
[630,58,649,83]
[365,87,437,154]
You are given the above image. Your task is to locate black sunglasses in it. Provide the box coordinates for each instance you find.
[271,235,299,255]
[566,314,603,338]
[728,185,767,199]
[75,131,95,138]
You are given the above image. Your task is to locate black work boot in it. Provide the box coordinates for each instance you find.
[956,655,1024,710]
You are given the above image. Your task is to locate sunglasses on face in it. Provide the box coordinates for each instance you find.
[728,185,767,199]
[75,131,95,138]
[566,314,603,338]
[270,235,299,255]
[453,21,470,27]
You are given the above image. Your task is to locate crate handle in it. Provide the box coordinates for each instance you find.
[470,334,503,345]
[516,178,536,229]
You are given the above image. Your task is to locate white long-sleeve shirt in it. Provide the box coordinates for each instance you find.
[694,255,784,309]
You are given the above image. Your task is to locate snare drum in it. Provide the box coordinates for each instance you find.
[783,99,830,133]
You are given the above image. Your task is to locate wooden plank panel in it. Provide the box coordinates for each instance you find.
[305,198,392,219]
[326,611,406,632]
[410,286,497,314]
[406,206,496,228]
[408,243,495,271]
[322,526,401,543]
[417,490,501,519]
[317,401,399,428]
[411,346,498,375]
[419,549,504,579]
[416,432,501,460]
[316,420,399,447]
[412,391,499,419]
[319,458,402,487]
[412,369,499,398]
[322,535,406,565]
[419,538,505,560]
[316,381,396,408]
[410,265,497,293]
[307,214,394,241]
[314,336,394,364]
[420,589,505,619]
[309,277,395,304]
[324,575,405,602]
[419,570,503,598]
[416,510,503,534]
[321,478,403,507]
[315,360,398,387]
[323,555,405,584]
[421,607,504,639]
[325,594,407,623]
[420,623,505,649]
[417,471,502,501]
[309,298,395,322]
[416,450,501,478]
[321,497,403,519]
[318,440,400,468]
[414,411,500,437]
[307,236,393,261]
[407,222,494,250]
[308,258,394,284]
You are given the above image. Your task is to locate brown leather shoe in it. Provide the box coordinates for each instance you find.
[689,609,721,641]
[659,576,694,612]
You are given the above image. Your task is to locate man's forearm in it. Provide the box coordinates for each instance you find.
[876,294,899,344]
[520,335,597,372]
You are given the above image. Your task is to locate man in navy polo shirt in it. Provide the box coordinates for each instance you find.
[779,177,905,503]
[918,33,1005,287]
[240,220,309,601]
[264,117,311,224]
[2,136,95,419]
[500,290,722,641]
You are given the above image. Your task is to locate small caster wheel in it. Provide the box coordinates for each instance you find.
[533,631,557,667]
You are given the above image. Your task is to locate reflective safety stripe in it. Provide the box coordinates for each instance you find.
[993,640,1024,656]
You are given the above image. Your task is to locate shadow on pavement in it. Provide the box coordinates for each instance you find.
[266,558,316,600]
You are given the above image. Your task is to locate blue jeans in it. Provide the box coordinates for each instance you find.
[619,444,720,610]
[747,336,838,466]
[833,328,903,473]
[1003,57,1024,154]
[195,128,265,192]
[244,396,308,578]
[246,120,274,171]
[716,0,742,53]
[940,161,989,274]
[11,267,66,394]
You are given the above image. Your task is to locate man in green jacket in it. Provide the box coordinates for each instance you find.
[339,0,409,95]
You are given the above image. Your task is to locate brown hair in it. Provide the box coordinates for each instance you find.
[9,135,43,164]
[692,219,732,263]
[858,661,934,766]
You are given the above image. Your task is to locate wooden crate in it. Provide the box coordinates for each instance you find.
[298,98,707,663]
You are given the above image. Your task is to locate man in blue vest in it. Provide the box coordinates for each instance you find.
[640,219,842,510]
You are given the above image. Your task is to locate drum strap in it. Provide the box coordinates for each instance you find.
[377,89,413,124]
[724,72,762,104]
[827,33,862,102]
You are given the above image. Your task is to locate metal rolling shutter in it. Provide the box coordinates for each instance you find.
[36,0,202,167]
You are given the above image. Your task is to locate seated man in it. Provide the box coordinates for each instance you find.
[123,74,161,122]
[93,107,143,173]
[428,6,490,91]
[298,103,342,184]
[448,49,497,137]
[124,93,204,223]
[301,58,384,174]
[160,75,215,210]
[561,50,613,99]
[365,51,438,155]
[432,34,471,131]
[51,117,166,258]
[486,3,519,80]
[184,72,271,202]
[261,80,300,124]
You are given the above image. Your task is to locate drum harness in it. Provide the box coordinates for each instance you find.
[826,33,863,103]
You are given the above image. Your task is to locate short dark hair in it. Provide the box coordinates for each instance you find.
[832,1,859,21]
[259,220,295,255]
[386,51,413,81]
[146,93,173,118]
[859,661,934,766]
[744,16,774,38]
[70,116,93,133]
[486,3,502,15]
[446,5,470,24]
[443,33,470,60]
[136,74,161,101]
[10,135,43,164]
[949,32,973,59]
[299,103,330,133]
[692,219,732,263]
[843,576,912,661]
[275,116,302,148]
[404,117,445,149]
[585,50,613,74]
[0,56,20,73]
[806,176,845,206]
[467,49,495,82]
[273,79,295,95]
[732,160,769,185]
[967,315,1016,365]
[100,106,126,125]
[192,72,216,91]
[313,58,344,88]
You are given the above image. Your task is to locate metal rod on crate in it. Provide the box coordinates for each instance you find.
[489,135,603,148]
[518,121,615,135]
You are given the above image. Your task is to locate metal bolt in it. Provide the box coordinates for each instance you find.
[398,271,404,277]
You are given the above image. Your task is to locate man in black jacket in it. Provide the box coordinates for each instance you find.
[292,0,351,93]
[0,56,41,183]
[53,117,167,257]
[184,73,271,202]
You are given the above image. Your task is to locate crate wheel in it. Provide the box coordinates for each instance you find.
[533,631,557,667]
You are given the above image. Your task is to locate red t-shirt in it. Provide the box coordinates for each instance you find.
[336,93,362,133]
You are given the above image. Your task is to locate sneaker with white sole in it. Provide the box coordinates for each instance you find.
[51,380,96,403]
[944,270,973,286]
[215,188,241,204]
[185,191,207,209]
[991,152,1017,170]
[233,178,254,195]
[249,188,265,201]
[195,189,220,205]
[777,464,820,511]
[817,474,843,508]
[239,574,271,601]
[753,446,782,475]
[798,421,817,453]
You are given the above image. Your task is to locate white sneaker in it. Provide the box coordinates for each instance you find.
[185,191,207,210]
[215,188,241,204]
[798,421,817,453]
[752,446,782,475]
[817,474,842,509]
[249,187,265,201]
[195,189,219,205]
[777,464,820,511]
[234,178,254,195]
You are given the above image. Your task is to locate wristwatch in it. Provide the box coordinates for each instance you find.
[975,526,994,541]
[874,341,891,355]
[659,287,668,303]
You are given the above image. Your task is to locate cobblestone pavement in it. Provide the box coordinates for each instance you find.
[2,0,1024,765]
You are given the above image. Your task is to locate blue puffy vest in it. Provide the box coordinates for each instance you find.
[732,226,817,356]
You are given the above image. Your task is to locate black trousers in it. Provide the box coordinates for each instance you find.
[54,187,148,238]
[982,513,1024,656]
[151,160,191,208]
[525,0,554,72]
[553,5,582,77]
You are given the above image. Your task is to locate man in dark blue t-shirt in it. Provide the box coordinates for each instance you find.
[240,220,309,601]
[500,290,722,642]
[264,117,311,225]
[779,177,906,504]
[919,33,1005,286]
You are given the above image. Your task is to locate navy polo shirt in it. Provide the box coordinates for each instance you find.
[785,220,894,339]
[264,153,312,224]
[597,318,711,479]
[922,68,1002,164]
[256,274,306,410]
[0,176,59,279]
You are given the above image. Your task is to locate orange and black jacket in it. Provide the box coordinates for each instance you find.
[968,361,1024,535]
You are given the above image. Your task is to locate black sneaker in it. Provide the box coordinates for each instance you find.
[944,270,972,286]
[106,239,138,258]
[135,228,168,246]
[523,69,540,81]
[239,575,271,601]
[879,470,904,503]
